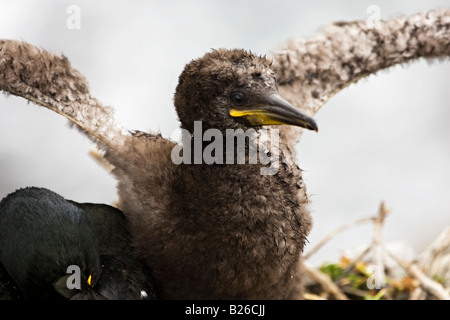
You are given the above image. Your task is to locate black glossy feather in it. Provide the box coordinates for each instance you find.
[0,187,101,299]
[0,187,158,300]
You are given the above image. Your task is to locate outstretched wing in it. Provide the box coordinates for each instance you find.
[272,9,450,146]
[0,39,178,228]
[0,40,179,259]
[0,40,129,155]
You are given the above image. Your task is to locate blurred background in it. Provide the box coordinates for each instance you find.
[0,0,449,266]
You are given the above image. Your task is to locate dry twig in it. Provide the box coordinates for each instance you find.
[304,216,375,260]
[381,244,450,300]
[411,227,450,299]
[305,201,450,300]
[371,202,390,288]
[303,261,349,300]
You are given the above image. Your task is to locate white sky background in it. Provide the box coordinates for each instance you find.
[0,0,449,265]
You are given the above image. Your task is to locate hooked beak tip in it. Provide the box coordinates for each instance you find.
[229,92,319,131]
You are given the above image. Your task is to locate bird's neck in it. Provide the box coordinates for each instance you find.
[172,123,284,174]
[175,125,303,225]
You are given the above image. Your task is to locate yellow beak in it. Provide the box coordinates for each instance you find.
[229,93,318,131]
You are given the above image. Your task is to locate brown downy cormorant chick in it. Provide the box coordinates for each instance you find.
[1,9,449,299]
[114,49,318,299]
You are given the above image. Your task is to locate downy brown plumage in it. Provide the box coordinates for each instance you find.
[1,9,449,299]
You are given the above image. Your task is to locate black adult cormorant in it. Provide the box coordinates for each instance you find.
[0,187,158,300]
[0,187,101,299]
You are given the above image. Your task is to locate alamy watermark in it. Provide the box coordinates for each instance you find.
[366,5,381,30]
[366,265,383,290]
[170,121,280,175]
[66,265,82,289]
[66,5,81,30]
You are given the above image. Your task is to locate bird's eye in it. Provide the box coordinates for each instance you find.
[231,92,245,106]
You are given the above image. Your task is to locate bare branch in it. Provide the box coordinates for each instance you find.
[303,261,349,300]
[371,202,390,288]
[304,216,374,260]
[382,244,450,300]
[418,227,450,269]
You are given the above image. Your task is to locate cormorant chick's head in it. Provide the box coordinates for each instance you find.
[174,48,317,133]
